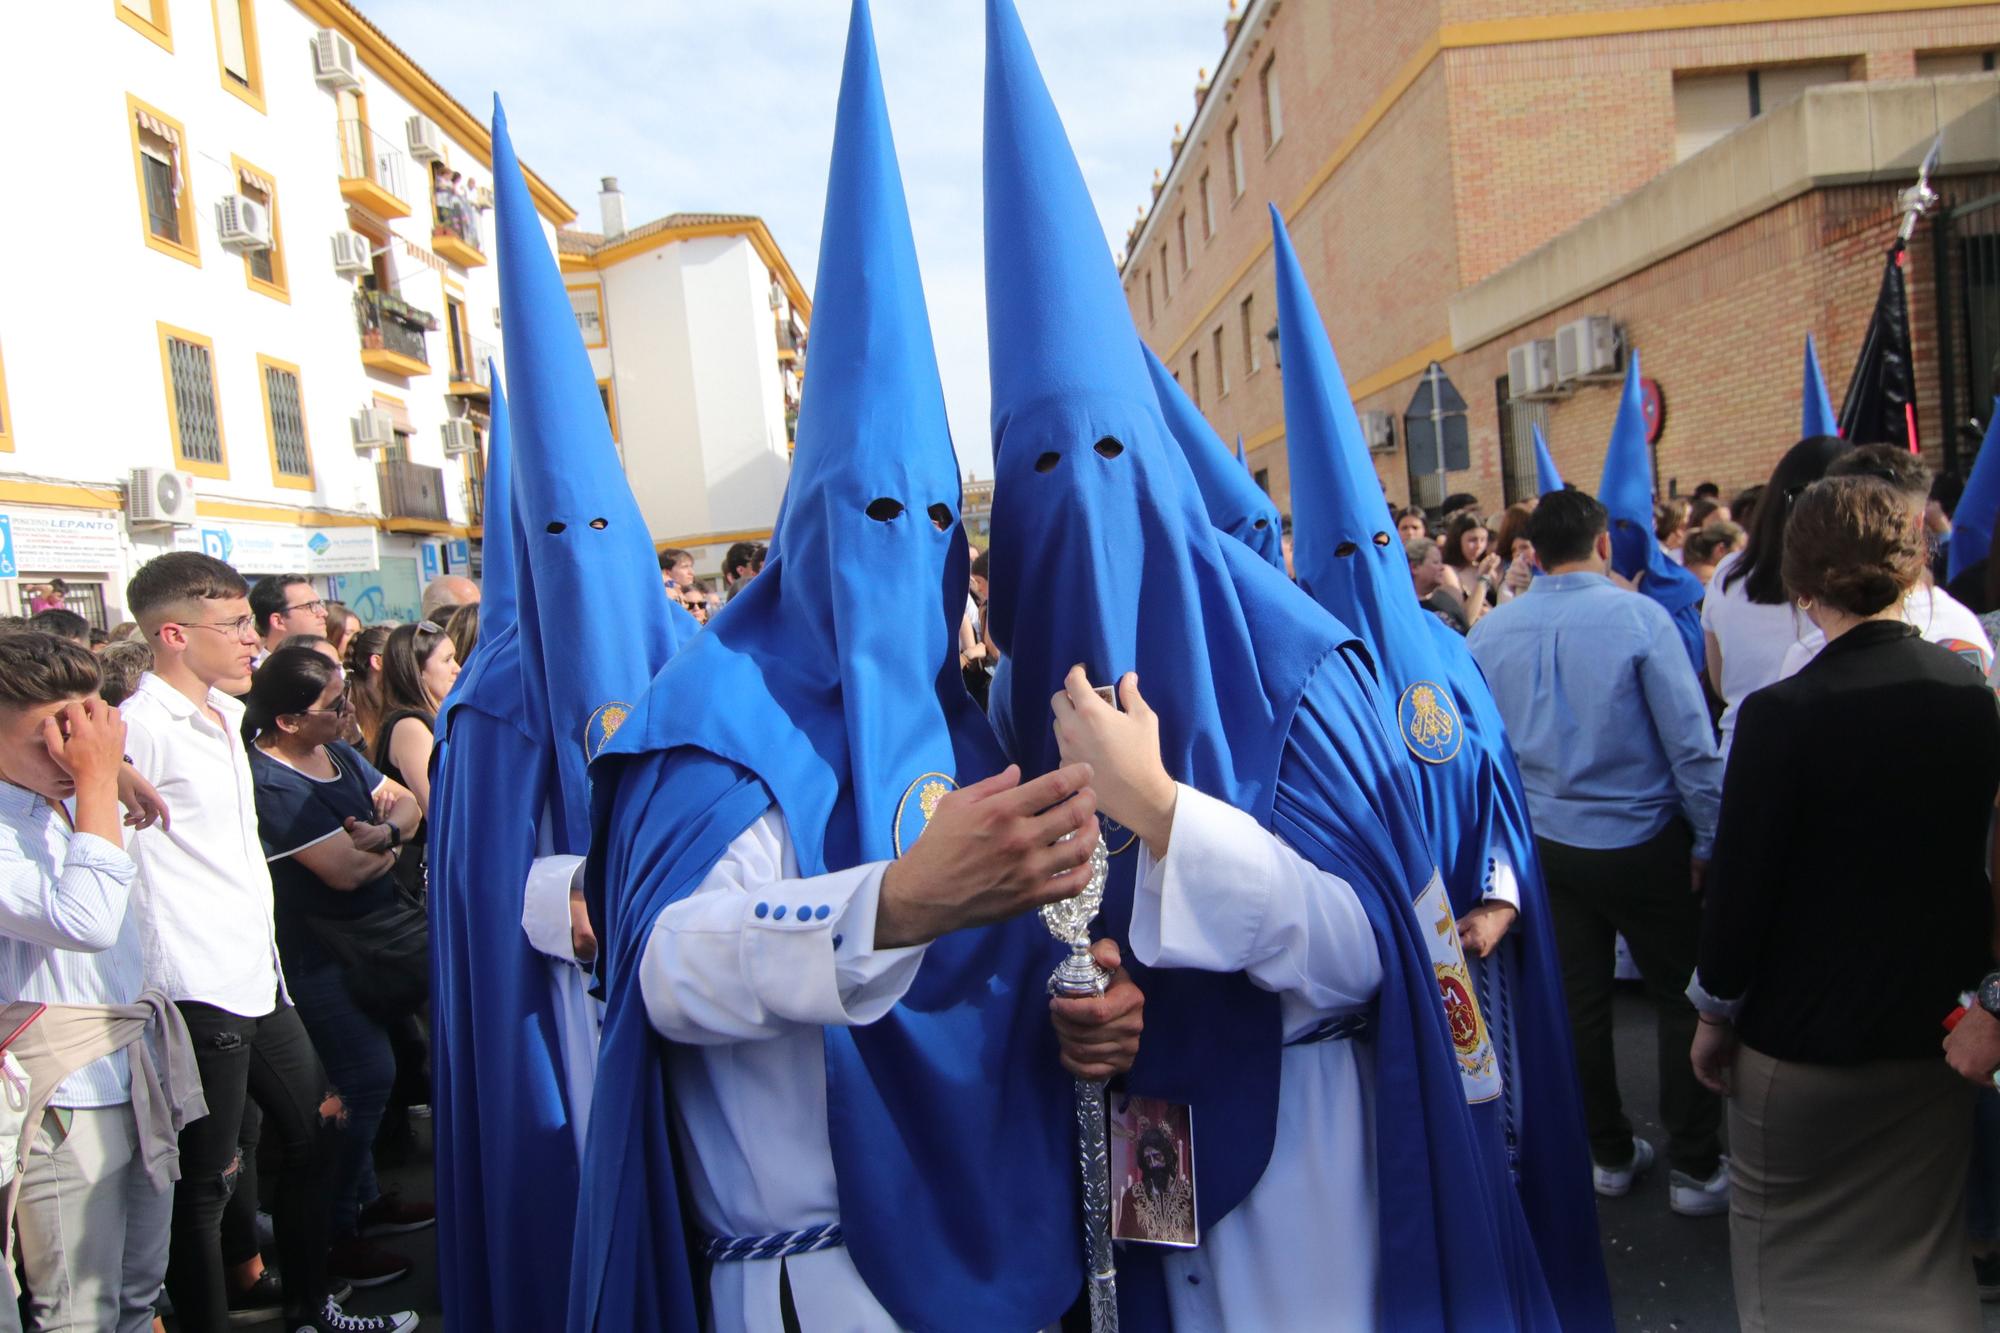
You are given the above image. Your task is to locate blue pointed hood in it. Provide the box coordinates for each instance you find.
[1144,344,1283,568]
[1599,353,1706,668]
[437,362,521,740]
[1271,206,1438,658]
[1532,422,1563,496]
[579,8,1080,1328]
[1802,333,1840,441]
[1950,399,2000,583]
[491,96,693,853]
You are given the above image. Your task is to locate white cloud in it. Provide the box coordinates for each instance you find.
[356,0,1227,478]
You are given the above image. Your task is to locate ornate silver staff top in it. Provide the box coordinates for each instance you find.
[1044,830,1118,1332]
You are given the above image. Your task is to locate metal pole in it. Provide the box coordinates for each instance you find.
[1430,363,1449,511]
[1043,835,1118,1333]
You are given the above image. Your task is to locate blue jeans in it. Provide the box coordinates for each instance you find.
[287,953,395,1235]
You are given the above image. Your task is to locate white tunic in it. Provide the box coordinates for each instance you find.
[638,808,928,1333]
[518,852,599,1159]
[1129,783,1385,1332]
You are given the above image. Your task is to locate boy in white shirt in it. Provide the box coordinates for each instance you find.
[121,553,415,1333]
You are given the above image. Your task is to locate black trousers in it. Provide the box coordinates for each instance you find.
[167,997,335,1330]
[1538,820,1724,1179]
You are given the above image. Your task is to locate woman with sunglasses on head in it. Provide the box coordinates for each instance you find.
[242,647,432,1295]
[343,627,393,755]
[372,622,458,828]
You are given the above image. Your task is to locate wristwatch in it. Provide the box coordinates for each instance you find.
[1978,971,2000,1018]
[385,823,403,851]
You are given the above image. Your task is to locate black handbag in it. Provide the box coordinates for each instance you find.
[306,903,430,1023]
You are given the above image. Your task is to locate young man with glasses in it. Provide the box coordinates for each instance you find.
[249,575,328,662]
[122,554,408,1333]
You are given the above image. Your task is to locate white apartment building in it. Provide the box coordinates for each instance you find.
[560,180,809,576]
[0,0,576,626]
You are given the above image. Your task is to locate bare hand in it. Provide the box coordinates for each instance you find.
[1690,1018,1738,1095]
[1477,552,1502,581]
[1456,902,1517,959]
[1051,668,1177,856]
[1606,568,1641,592]
[43,699,126,791]
[1946,1006,2000,1086]
[1050,940,1144,1080]
[876,764,1099,949]
[344,817,394,854]
[569,885,598,964]
[1504,553,1534,593]
[117,765,170,831]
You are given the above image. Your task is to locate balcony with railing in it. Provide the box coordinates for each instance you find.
[378,459,449,526]
[337,119,412,219]
[431,171,487,268]
[448,335,498,397]
[356,288,436,378]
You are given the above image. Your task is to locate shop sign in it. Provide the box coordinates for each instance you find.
[0,509,124,571]
[174,521,380,575]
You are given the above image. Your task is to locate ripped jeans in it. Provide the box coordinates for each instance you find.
[165,996,334,1332]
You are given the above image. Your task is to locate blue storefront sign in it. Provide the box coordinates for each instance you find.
[0,515,15,580]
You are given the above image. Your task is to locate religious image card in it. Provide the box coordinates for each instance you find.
[1108,1093,1197,1248]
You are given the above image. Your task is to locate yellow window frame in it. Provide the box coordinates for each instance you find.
[598,379,620,442]
[230,154,288,302]
[570,282,609,349]
[114,0,172,51]
[210,0,265,112]
[156,323,230,480]
[127,94,201,268]
[0,338,14,454]
[256,354,314,492]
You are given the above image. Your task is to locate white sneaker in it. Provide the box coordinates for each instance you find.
[1592,1136,1655,1197]
[295,1297,420,1333]
[1669,1157,1731,1217]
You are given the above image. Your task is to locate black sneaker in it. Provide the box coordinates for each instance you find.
[293,1296,419,1333]
[228,1269,283,1322]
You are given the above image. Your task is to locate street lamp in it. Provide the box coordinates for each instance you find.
[1265,321,1281,370]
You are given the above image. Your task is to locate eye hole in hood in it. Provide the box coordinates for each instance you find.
[1034,451,1061,474]
[545,521,567,534]
[1373,531,1392,547]
[588,517,608,530]
[1093,437,1124,459]
[1252,517,1270,530]
[927,503,953,531]
[1335,540,1358,557]
[866,497,905,522]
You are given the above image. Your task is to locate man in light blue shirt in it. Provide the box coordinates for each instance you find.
[1468,488,1728,1219]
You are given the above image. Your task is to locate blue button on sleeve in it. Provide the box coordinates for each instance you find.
[754,902,769,919]
[796,904,812,922]
[773,905,787,921]
[814,904,830,921]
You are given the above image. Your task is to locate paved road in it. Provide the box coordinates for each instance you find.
[232,987,2000,1333]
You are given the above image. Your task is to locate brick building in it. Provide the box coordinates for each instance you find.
[1121,0,2000,517]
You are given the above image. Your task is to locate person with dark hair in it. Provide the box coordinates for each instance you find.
[0,632,201,1333]
[29,607,91,647]
[343,627,393,756]
[1686,494,1728,531]
[1683,522,1744,589]
[96,639,154,708]
[248,575,327,659]
[373,622,458,824]
[1394,505,1428,544]
[1655,496,1691,563]
[26,579,68,614]
[1729,483,1766,538]
[1406,535,1469,633]
[1692,480,1722,502]
[1691,475,2000,1331]
[1493,501,1536,602]
[323,603,359,658]
[440,602,479,667]
[1470,489,1728,1217]
[1778,444,1993,679]
[657,547,695,595]
[1441,490,1481,519]
[88,627,108,651]
[242,648,429,1293]
[121,554,401,1333]
[1701,437,1846,760]
[721,540,766,600]
[1440,511,1499,628]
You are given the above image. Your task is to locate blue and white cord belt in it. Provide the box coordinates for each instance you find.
[702,1222,845,1264]
[1286,1010,1373,1046]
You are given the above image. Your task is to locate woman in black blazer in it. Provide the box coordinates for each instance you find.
[1689,475,2000,1332]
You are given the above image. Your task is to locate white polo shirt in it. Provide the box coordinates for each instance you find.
[121,673,285,1017]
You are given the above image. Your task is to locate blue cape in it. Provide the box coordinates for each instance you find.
[432,371,584,1333]
[1599,353,1705,677]
[1532,423,1563,497]
[1949,401,2000,584]
[1802,333,1840,442]
[1273,208,1608,1328]
[1144,343,1284,570]
[570,6,1078,1327]
[983,1,1555,1323]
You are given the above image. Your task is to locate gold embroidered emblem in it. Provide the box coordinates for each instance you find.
[1397,680,1464,764]
[585,702,635,760]
[919,780,949,824]
[893,772,958,856]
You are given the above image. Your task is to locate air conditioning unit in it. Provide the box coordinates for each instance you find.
[406,115,444,164]
[440,419,477,457]
[1506,338,1557,399]
[312,29,362,90]
[126,468,197,527]
[331,230,373,276]
[352,408,395,452]
[1358,410,1396,453]
[215,195,271,252]
[1554,316,1618,383]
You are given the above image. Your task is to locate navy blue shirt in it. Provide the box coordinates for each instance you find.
[249,741,399,970]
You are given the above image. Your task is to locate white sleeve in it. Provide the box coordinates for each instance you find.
[1778,630,1822,681]
[638,808,927,1045]
[1482,848,1521,914]
[1129,783,1381,1014]
[521,854,587,963]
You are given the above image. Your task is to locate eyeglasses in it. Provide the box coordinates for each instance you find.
[299,695,354,717]
[285,599,327,617]
[182,616,258,639]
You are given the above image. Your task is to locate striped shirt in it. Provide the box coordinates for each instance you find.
[0,781,143,1108]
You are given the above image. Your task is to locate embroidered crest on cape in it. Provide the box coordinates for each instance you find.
[1397,680,1464,765]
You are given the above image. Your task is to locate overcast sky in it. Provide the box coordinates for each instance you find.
[356,0,1228,479]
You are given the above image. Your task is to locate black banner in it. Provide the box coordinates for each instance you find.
[1837,240,1919,451]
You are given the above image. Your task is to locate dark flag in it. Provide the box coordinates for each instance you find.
[1837,240,1919,452]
